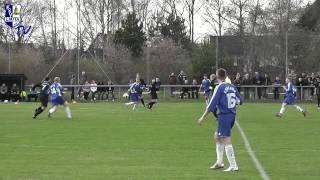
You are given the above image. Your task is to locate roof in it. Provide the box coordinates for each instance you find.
[0,74,27,80]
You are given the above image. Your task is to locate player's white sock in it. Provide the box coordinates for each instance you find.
[49,106,57,114]
[64,106,72,118]
[132,104,137,110]
[216,143,225,164]
[125,102,134,106]
[294,105,303,112]
[225,144,237,168]
[280,104,286,114]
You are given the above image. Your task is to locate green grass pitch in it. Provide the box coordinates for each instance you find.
[0,102,319,180]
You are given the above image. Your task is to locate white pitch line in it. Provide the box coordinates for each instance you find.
[235,121,270,180]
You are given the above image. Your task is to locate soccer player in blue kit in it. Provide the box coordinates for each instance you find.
[197,68,242,172]
[199,75,211,105]
[48,77,72,119]
[125,78,143,110]
[276,77,306,118]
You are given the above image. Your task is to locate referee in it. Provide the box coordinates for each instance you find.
[32,77,51,119]
[147,79,159,109]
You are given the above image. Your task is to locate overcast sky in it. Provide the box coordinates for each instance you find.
[53,0,316,47]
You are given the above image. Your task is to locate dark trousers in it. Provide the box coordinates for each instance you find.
[106,91,115,100]
[244,88,250,99]
[191,91,198,99]
[180,91,190,99]
[0,93,8,101]
[97,91,105,100]
[84,91,89,100]
[274,88,279,100]
[170,87,175,96]
[10,94,19,102]
[71,87,75,100]
[257,87,262,99]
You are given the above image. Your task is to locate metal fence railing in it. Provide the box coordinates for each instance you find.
[20,84,318,102]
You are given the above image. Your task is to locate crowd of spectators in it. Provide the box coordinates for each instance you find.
[1,70,320,103]
[0,83,22,102]
[166,70,320,101]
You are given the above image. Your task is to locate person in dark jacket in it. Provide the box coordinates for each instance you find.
[32,77,51,119]
[10,83,20,102]
[0,83,8,102]
[97,81,106,100]
[147,79,159,110]
[233,73,242,93]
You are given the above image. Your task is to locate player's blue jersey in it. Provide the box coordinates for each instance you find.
[207,82,243,115]
[129,82,142,94]
[202,79,211,92]
[48,83,63,99]
[286,82,296,97]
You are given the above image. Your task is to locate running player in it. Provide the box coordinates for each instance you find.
[199,75,211,105]
[147,79,158,110]
[125,78,142,110]
[197,68,242,172]
[276,77,306,118]
[48,77,72,119]
[32,77,51,119]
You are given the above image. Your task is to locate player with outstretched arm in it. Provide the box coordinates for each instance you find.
[276,77,306,118]
[48,77,72,119]
[197,68,243,172]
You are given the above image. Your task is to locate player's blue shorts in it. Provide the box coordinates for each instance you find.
[204,90,210,98]
[284,95,295,105]
[130,93,139,102]
[216,114,236,137]
[51,96,65,106]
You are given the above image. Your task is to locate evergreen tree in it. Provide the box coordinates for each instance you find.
[114,13,146,57]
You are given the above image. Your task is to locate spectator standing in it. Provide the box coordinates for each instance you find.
[83,81,91,100]
[191,79,199,99]
[178,70,187,85]
[97,81,105,100]
[210,74,217,95]
[0,83,8,102]
[180,79,190,99]
[106,80,115,101]
[263,73,271,98]
[234,73,242,93]
[242,74,251,100]
[10,83,20,102]
[78,71,88,98]
[168,73,177,96]
[315,77,320,109]
[273,76,281,100]
[90,80,98,101]
[252,72,263,99]
[308,73,317,100]
[70,74,76,103]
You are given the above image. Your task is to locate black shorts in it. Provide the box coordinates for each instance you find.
[151,92,158,99]
[39,95,49,107]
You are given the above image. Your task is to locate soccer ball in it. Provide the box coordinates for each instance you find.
[123,93,129,98]
[4,100,8,103]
